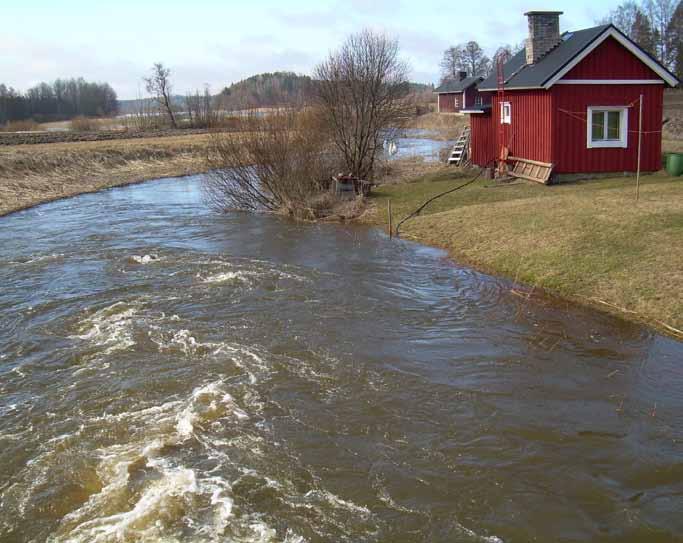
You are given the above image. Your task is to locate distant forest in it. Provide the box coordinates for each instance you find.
[118,72,434,116]
[217,72,316,109]
[0,78,118,124]
[216,72,433,109]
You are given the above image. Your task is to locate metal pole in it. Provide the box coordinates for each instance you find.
[636,94,643,202]
[388,200,393,239]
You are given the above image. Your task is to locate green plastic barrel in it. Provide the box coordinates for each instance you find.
[665,153,683,176]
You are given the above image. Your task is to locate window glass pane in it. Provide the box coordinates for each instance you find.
[592,111,604,141]
[607,111,620,139]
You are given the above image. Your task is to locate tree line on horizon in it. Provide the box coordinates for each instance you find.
[439,0,682,84]
[0,78,118,125]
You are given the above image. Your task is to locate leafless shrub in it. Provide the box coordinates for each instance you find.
[185,86,219,128]
[314,29,414,181]
[203,107,342,214]
[69,116,101,132]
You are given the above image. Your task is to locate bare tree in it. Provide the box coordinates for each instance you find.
[668,0,683,79]
[631,8,657,55]
[203,108,341,214]
[461,41,491,77]
[644,0,676,66]
[314,29,413,180]
[439,41,491,80]
[185,85,217,128]
[601,0,678,68]
[145,62,177,128]
[440,46,464,82]
[492,45,514,71]
[601,0,642,35]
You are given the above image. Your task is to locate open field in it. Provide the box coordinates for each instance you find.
[366,169,683,337]
[0,134,212,216]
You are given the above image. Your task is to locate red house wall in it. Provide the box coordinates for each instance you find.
[470,110,496,166]
[563,37,660,80]
[551,84,664,173]
[470,37,667,173]
[438,92,463,113]
[464,88,489,108]
[493,90,553,163]
[470,90,553,166]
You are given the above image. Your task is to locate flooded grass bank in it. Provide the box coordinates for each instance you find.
[366,169,683,339]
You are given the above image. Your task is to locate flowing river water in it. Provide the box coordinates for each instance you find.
[1,175,682,542]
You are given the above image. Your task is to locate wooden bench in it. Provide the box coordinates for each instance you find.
[509,156,554,184]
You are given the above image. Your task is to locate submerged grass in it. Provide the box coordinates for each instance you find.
[366,168,683,336]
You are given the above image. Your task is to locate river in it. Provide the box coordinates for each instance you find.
[1,175,682,542]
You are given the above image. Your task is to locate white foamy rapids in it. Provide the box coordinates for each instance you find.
[197,260,308,288]
[50,381,273,543]
[9,253,64,266]
[129,254,160,265]
[71,302,139,357]
[200,271,255,286]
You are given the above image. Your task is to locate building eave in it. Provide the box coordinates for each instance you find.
[542,26,680,88]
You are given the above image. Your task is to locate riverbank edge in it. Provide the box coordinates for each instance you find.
[396,228,683,341]
[361,176,683,342]
[0,164,212,219]
[3,163,680,341]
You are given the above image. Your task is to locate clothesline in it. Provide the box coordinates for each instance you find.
[556,108,663,135]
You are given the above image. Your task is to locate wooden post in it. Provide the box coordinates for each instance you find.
[636,94,643,202]
[388,200,393,239]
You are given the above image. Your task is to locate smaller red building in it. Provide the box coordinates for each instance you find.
[435,73,487,114]
[464,11,679,178]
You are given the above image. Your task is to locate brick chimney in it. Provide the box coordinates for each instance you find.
[524,11,563,64]
[458,71,467,81]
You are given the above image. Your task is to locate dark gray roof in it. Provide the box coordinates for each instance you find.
[435,76,483,93]
[478,24,611,90]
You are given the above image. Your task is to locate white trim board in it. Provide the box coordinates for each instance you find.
[556,79,664,85]
[544,27,679,88]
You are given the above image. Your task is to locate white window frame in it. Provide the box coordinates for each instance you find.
[587,106,628,149]
[500,102,511,124]
[475,95,483,106]
[454,95,460,108]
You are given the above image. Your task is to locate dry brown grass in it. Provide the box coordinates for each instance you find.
[0,120,45,132]
[0,133,212,216]
[408,112,467,140]
[376,156,450,185]
[69,116,124,132]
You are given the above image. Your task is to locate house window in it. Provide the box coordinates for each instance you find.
[500,102,511,124]
[587,106,628,148]
[475,96,483,106]
[454,96,460,108]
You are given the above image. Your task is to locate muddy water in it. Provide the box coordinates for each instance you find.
[1,175,682,542]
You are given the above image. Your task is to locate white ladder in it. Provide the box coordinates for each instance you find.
[448,126,471,166]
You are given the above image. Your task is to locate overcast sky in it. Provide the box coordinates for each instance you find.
[2,0,620,99]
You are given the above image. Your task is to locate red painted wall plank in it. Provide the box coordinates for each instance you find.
[438,92,462,113]
[470,111,496,166]
[563,37,660,80]
[552,84,663,173]
[494,90,553,163]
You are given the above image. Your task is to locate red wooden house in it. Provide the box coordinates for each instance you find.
[463,11,679,179]
[435,72,488,113]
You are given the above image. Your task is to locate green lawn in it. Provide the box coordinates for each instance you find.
[367,169,683,337]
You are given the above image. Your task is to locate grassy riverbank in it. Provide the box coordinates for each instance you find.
[0,134,211,216]
[367,169,683,337]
